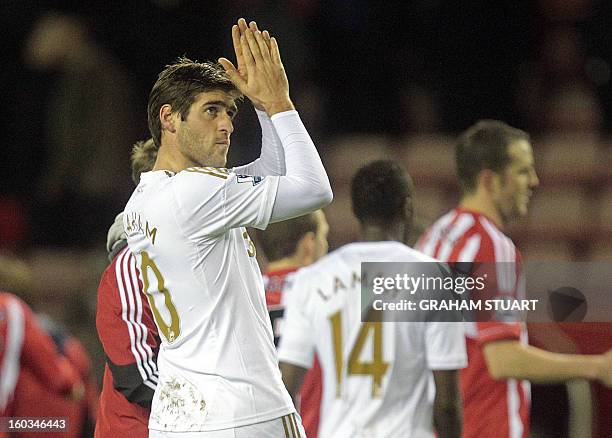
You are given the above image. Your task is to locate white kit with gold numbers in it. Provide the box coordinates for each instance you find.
[123,166,295,432]
[278,241,468,437]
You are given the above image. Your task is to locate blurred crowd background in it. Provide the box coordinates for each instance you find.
[1,0,612,436]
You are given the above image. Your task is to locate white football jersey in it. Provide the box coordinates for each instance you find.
[123,167,294,432]
[278,241,467,438]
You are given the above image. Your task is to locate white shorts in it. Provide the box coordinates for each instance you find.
[149,413,306,438]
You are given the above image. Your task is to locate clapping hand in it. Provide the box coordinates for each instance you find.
[219,18,294,116]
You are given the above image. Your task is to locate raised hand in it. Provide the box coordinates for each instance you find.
[219,19,294,116]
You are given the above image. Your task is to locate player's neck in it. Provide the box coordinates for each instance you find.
[153,144,194,173]
[459,193,504,229]
[359,223,404,243]
[266,256,302,272]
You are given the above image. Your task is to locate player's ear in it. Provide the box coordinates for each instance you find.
[479,169,500,194]
[160,104,177,134]
[297,232,316,262]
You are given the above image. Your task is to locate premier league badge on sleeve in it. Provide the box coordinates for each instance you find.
[236,174,264,186]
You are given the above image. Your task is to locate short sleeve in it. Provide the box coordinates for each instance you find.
[425,321,468,370]
[173,168,280,238]
[468,242,524,329]
[277,271,316,369]
[473,321,522,345]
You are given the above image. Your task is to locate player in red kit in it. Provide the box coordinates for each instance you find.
[417,120,612,438]
[95,243,160,437]
[95,139,160,438]
[11,314,98,438]
[0,292,82,424]
[0,254,93,437]
[258,210,329,438]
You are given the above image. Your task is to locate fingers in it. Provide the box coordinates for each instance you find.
[270,36,283,67]
[236,18,253,71]
[236,19,273,67]
[248,20,259,32]
[239,33,256,75]
[233,18,282,84]
[253,30,272,64]
[231,25,245,73]
[218,57,236,72]
[248,21,270,60]
[218,57,247,89]
[238,17,248,32]
[262,30,271,49]
[243,24,265,66]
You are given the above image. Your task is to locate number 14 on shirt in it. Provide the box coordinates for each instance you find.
[329,310,389,398]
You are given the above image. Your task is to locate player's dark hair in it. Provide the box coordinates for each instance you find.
[147,57,241,148]
[456,120,530,193]
[351,160,413,225]
[257,214,319,262]
[130,138,157,185]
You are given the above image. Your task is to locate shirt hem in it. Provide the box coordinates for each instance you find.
[149,405,295,432]
[428,357,469,370]
[277,352,312,370]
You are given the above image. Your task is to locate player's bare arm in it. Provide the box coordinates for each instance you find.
[484,340,612,386]
[279,362,308,406]
[599,350,612,387]
[432,369,462,438]
[219,18,294,116]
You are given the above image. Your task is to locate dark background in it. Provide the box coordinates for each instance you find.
[2,0,612,206]
[1,2,611,436]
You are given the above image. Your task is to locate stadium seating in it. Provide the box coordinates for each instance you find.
[325,132,612,263]
[323,135,391,185]
[400,134,457,187]
[521,240,574,262]
[536,133,604,186]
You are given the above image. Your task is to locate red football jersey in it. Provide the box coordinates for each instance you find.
[11,332,97,438]
[418,208,530,438]
[95,246,160,438]
[0,292,81,422]
[264,267,323,438]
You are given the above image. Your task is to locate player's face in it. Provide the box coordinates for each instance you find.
[176,90,237,168]
[493,140,539,223]
[313,210,330,261]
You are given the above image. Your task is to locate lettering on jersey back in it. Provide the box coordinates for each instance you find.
[146,222,157,245]
[317,271,360,301]
[334,277,347,293]
[317,288,331,301]
[125,212,158,245]
[352,271,361,289]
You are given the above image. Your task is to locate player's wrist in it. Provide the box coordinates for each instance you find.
[263,98,295,117]
[252,100,266,112]
[592,355,606,381]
